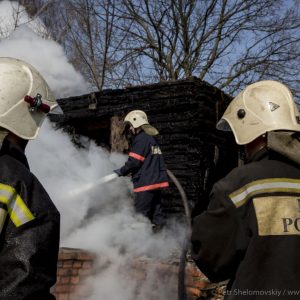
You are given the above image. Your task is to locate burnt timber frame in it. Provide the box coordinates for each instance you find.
[50,78,237,217]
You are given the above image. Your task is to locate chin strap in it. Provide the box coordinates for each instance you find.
[24,94,50,113]
[238,146,247,166]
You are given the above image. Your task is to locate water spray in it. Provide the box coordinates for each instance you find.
[67,173,119,197]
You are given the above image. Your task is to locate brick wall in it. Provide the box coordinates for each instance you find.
[52,248,96,300]
[53,247,226,300]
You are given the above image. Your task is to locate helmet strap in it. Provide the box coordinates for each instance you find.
[238,146,247,166]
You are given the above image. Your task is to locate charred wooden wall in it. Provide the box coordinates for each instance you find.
[50,78,237,217]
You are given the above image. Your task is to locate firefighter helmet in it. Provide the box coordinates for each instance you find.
[0,57,57,140]
[217,80,300,145]
[124,110,159,135]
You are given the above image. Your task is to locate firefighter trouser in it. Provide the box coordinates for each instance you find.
[134,190,165,226]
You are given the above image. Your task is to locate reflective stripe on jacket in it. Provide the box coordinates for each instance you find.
[191,149,300,299]
[0,137,60,300]
[120,131,169,192]
[0,182,35,228]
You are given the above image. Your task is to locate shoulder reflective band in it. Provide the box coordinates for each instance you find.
[0,183,35,227]
[229,178,300,208]
[129,152,145,162]
[133,182,169,192]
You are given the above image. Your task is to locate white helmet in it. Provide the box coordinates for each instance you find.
[124,110,158,135]
[124,110,148,128]
[0,57,57,140]
[217,80,300,145]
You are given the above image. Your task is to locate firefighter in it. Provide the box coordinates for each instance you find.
[191,80,300,299]
[114,110,169,232]
[0,57,60,300]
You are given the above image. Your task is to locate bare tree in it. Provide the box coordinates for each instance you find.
[11,0,53,38]
[40,0,139,91]
[115,0,300,97]
[0,1,33,38]
[18,0,300,99]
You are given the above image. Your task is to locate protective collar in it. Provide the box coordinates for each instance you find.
[0,137,29,169]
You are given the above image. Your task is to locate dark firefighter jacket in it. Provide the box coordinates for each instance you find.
[0,137,60,300]
[191,148,300,299]
[119,131,169,192]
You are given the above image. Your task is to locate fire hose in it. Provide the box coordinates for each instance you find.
[166,169,191,300]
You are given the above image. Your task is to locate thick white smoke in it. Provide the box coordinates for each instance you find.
[0,0,47,39]
[27,120,186,300]
[0,1,89,98]
[0,2,186,299]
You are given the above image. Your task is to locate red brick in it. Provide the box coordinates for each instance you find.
[60,277,70,284]
[59,252,78,260]
[63,260,73,268]
[57,293,69,300]
[73,261,83,269]
[58,269,68,276]
[54,284,71,293]
[70,284,87,294]
[77,251,97,261]
[70,276,80,284]
[59,248,97,261]
[54,248,219,300]
[58,268,79,276]
[71,268,79,275]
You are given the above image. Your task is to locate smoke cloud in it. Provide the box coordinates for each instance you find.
[1,2,187,299]
[0,0,47,39]
[0,1,89,98]
[28,120,185,300]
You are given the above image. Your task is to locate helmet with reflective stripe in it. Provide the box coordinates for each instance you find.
[0,57,57,140]
[217,80,300,145]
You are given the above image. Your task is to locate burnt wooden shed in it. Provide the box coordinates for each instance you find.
[50,78,237,217]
